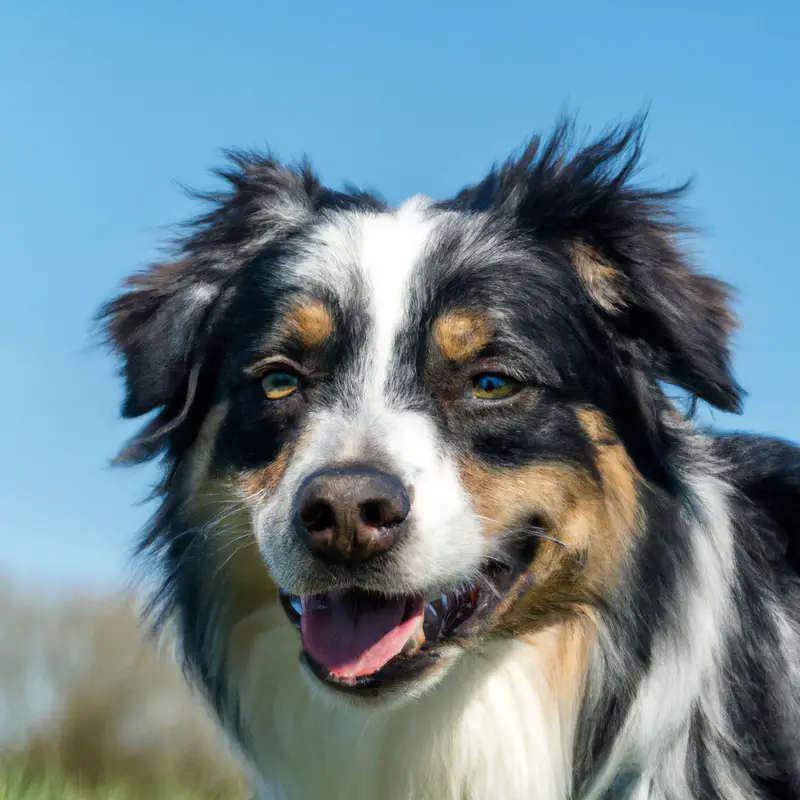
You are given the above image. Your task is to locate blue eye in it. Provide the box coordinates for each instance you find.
[466,374,518,400]
[262,370,300,400]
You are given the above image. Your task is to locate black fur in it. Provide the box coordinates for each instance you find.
[100,117,800,799]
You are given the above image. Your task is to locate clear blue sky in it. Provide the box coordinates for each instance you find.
[1,0,798,590]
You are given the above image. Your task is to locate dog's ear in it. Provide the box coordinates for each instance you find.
[448,116,743,414]
[564,235,741,414]
[99,153,321,462]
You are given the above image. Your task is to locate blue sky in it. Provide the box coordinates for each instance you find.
[1,0,798,590]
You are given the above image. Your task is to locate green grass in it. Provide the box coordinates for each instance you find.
[0,762,247,800]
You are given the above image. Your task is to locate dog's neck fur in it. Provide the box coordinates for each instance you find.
[226,603,592,800]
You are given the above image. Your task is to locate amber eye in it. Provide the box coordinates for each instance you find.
[261,370,300,400]
[466,373,519,400]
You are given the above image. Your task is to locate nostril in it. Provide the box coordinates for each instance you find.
[301,501,336,534]
[360,500,385,528]
[294,467,411,562]
[359,498,407,529]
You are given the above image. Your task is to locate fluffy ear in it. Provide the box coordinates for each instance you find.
[98,152,321,462]
[567,236,741,413]
[448,116,743,413]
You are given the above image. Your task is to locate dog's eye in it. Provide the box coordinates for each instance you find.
[466,374,519,400]
[262,370,300,400]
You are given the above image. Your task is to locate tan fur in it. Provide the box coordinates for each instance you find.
[235,449,293,499]
[526,613,595,726]
[570,242,629,315]
[284,300,334,347]
[459,407,639,633]
[182,475,276,625]
[432,311,492,363]
[575,407,640,538]
[179,402,288,629]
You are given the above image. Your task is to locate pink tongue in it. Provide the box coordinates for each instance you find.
[301,591,422,680]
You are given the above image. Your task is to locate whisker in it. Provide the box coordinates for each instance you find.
[495,526,568,551]
[474,514,517,536]
[210,534,258,582]
[199,501,249,532]
[474,514,568,550]
[474,571,504,601]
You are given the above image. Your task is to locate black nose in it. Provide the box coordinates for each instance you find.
[294,467,411,564]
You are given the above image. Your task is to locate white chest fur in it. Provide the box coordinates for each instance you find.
[229,606,579,800]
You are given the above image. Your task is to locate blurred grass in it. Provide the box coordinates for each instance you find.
[0,760,247,799]
[0,755,248,800]
[0,580,251,800]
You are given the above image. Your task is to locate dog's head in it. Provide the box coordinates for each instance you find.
[102,119,742,704]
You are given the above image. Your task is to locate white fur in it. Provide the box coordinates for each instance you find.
[227,606,575,800]
[358,195,434,395]
[252,202,486,598]
[583,467,741,799]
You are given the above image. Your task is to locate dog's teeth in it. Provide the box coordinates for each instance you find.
[290,596,303,616]
[423,603,442,639]
[402,626,426,656]
[453,584,468,605]
[467,582,479,606]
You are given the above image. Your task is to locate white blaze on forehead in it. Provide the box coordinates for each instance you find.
[291,197,436,389]
[357,196,435,389]
[255,197,486,595]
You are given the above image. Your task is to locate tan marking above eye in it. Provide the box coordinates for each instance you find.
[284,300,334,348]
[433,311,492,363]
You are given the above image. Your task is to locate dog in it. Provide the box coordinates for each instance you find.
[100,117,800,799]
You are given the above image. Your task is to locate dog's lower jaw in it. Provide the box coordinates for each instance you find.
[227,605,586,800]
[297,646,460,711]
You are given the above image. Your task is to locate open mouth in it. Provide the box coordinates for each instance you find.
[279,532,540,695]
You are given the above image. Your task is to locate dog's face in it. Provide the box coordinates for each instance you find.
[102,120,742,704]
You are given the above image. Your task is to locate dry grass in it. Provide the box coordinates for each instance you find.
[0,580,250,799]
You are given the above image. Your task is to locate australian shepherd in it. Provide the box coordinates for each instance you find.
[100,118,800,799]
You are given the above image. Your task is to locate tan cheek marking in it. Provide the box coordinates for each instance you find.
[179,411,304,624]
[524,612,595,720]
[575,407,640,538]
[432,311,491,363]
[217,438,309,618]
[186,475,279,622]
[459,458,599,626]
[571,242,629,316]
[459,416,640,633]
[216,423,320,619]
[460,457,595,545]
[574,405,613,442]
[284,300,334,348]
[235,448,293,500]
